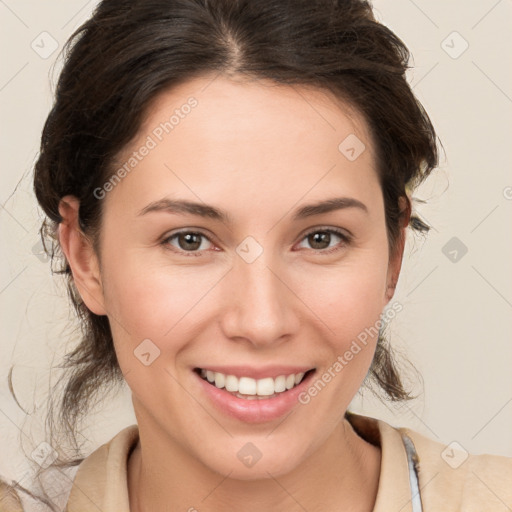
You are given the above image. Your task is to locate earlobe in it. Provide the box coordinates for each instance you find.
[58,195,107,316]
[385,240,404,303]
[384,196,410,303]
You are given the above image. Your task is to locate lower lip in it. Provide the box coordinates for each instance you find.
[194,370,315,423]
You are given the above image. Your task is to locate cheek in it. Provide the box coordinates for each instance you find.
[297,252,389,335]
[99,249,227,352]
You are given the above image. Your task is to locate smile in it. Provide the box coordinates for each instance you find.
[196,368,313,399]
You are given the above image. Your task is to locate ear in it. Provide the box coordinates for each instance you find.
[58,195,107,316]
[385,195,411,303]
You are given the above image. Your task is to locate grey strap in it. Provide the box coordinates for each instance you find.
[401,433,423,512]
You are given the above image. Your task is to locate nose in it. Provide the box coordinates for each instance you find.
[219,250,300,349]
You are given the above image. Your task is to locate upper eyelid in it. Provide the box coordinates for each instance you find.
[162,227,216,244]
[304,226,352,238]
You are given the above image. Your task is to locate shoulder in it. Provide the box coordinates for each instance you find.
[72,424,139,476]
[0,479,23,512]
[65,424,139,512]
[346,412,512,511]
[401,425,512,510]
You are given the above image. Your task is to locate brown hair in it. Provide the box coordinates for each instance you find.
[12,0,438,507]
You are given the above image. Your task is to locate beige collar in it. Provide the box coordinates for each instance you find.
[66,413,422,511]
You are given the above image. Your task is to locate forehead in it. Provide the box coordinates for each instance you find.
[106,74,379,215]
[142,74,370,148]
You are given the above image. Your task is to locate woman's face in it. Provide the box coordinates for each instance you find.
[71,75,403,478]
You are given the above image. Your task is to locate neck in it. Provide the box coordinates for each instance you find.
[128,417,381,512]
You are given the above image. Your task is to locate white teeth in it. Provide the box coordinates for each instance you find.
[225,374,238,392]
[239,377,257,395]
[285,374,295,390]
[199,369,310,396]
[274,375,286,393]
[214,372,225,389]
[234,392,275,400]
[294,372,305,385]
[256,377,275,396]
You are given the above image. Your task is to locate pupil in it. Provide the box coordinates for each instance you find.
[180,233,201,250]
[310,232,329,249]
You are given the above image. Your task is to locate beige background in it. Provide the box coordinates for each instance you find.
[1,0,511,488]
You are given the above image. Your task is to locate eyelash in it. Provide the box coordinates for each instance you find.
[160,227,352,257]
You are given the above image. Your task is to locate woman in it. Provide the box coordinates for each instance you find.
[4,0,511,510]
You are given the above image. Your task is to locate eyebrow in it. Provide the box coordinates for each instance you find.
[137,196,368,224]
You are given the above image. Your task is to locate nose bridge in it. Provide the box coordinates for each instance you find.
[219,238,298,346]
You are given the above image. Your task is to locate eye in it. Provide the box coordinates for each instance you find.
[296,227,351,254]
[161,227,352,257]
[162,230,215,256]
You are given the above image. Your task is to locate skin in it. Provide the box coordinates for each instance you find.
[58,74,408,511]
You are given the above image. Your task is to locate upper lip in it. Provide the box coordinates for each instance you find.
[195,365,315,380]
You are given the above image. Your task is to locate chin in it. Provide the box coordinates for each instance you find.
[197,439,307,481]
